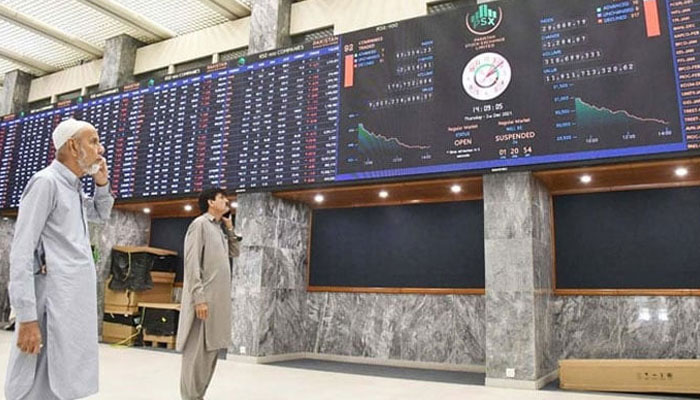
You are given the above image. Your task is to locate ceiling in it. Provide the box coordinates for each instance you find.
[0,0,257,88]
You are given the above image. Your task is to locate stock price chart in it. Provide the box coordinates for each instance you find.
[336,0,693,179]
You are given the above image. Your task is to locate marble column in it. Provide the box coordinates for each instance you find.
[483,172,556,389]
[0,70,32,115]
[231,193,310,357]
[248,0,292,53]
[99,34,142,91]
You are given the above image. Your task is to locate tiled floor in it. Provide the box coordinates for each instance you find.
[0,331,689,400]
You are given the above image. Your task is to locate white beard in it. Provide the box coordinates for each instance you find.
[78,148,101,175]
[84,162,100,175]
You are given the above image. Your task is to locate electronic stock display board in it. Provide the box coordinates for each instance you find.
[1,0,698,208]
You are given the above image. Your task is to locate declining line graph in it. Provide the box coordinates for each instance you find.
[352,123,432,166]
[358,123,431,150]
[574,97,674,145]
[575,98,669,125]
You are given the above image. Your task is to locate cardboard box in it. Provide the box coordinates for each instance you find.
[102,322,138,346]
[104,285,138,314]
[135,284,172,304]
[136,272,175,304]
[560,359,700,394]
[150,271,176,285]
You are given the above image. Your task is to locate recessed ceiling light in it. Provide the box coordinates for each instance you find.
[143,208,151,214]
[230,201,238,208]
[410,199,421,203]
[378,190,389,198]
[314,194,324,203]
[580,175,592,184]
[675,167,688,177]
[450,184,462,193]
[184,204,193,212]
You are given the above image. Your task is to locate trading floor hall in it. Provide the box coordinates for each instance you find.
[2,0,700,399]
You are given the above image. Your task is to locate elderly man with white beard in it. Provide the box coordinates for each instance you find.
[5,118,114,400]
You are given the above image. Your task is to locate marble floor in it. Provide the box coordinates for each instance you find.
[0,331,689,400]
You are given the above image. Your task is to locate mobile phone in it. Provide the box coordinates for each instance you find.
[222,211,242,241]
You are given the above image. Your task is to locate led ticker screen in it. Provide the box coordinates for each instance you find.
[0,38,341,208]
[337,0,692,179]
[1,0,699,209]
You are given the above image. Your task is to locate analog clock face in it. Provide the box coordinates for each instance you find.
[462,52,512,101]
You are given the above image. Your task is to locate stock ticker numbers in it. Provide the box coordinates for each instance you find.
[0,40,342,208]
[1,0,700,208]
[670,0,700,149]
[0,105,80,207]
[228,43,340,191]
[542,0,683,160]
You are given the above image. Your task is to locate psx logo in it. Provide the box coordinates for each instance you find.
[466,4,503,36]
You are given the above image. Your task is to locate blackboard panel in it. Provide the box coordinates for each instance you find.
[309,201,484,288]
[554,186,700,289]
[149,217,194,283]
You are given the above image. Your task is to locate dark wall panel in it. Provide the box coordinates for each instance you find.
[555,186,700,289]
[310,201,485,288]
[150,217,194,282]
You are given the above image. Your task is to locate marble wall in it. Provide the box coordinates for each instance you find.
[231,193,311,356]
[230,192,486,365]
[554,296,700,360]
[227,181,698,372]
[306,292,485,366]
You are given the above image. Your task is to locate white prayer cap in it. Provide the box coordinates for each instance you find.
[52,118,95,151]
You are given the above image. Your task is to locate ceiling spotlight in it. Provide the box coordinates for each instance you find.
[379,190,389,198]
[410,199,421,203]
[450,184,462,193]
[580,175,592,184]
[675,167,688,177]
[230,201,238,208]
[314,194,324,203]
[184,204,193,212]
[143,207,151,214]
